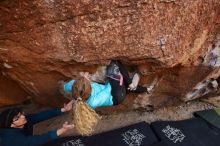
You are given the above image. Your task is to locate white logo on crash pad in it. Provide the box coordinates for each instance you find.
[162,125,185,143]
[62,139,84,146]
[122,129,146,146]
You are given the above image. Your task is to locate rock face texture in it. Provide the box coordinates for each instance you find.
[0,0,219,108]
[0,74,28,106]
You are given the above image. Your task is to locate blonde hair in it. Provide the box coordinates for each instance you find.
[72,99,101,135]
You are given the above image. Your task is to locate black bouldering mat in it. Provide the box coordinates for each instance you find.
[147,141,168,146]
[42,136,87,146]
[194,108,220,129]
[151,118,220,146]
[43,121,158,146]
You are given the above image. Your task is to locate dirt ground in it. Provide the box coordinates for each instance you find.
[29,100,215,136]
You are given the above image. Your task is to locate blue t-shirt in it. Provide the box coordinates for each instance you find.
[63,80,113,109]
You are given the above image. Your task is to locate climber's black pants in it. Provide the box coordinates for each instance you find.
[108,61,132,105]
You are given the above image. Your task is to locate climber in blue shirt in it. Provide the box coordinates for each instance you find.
[0,100,74,146]
[62,60,148,109]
